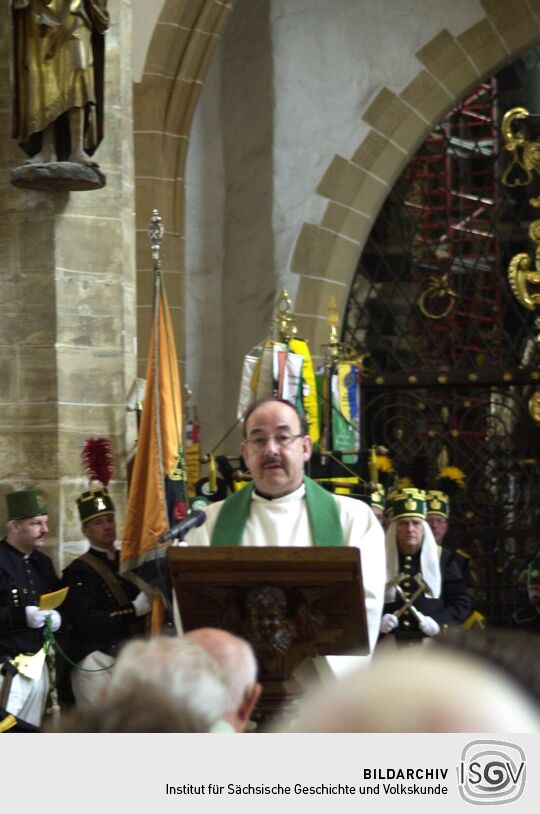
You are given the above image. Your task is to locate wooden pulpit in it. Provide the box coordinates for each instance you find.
[167,546,368,724]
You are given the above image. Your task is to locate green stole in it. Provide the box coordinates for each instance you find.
[210,476,344,547]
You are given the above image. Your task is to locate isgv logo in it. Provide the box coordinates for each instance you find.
[457,740,526,805]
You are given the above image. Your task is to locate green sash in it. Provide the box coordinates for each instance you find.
[210,476,344,547]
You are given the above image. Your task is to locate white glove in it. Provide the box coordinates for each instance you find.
[25,606,47,629]
[132,591,151,617]
[380,613,399,634]
[417,612,440,637]
[45,609,62,632]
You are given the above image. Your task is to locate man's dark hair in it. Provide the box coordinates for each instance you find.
[242,398,309,438]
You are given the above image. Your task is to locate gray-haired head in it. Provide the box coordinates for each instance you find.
[184,628,260,732]
[108,636,229,732]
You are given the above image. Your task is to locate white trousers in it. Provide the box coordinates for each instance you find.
[0,663,50,728]
[70,650,115,707]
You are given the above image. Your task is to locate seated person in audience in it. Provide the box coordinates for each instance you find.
[282,642,540,732]
[436,625,540,708]
[49,687,210,733]
[184,627,261,732]
[106,636,230,733]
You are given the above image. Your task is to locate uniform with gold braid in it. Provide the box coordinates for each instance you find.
[1,488,61,730]
[59,440,148,707]
[425,486,482,630]
[380,488,472,646]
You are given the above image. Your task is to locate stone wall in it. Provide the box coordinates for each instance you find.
[0,1,136,569]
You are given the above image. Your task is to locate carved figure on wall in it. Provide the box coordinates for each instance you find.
[11,1,109,189]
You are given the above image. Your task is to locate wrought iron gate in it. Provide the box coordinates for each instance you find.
[343,55,540,625]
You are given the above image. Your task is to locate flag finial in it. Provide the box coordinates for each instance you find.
[274,288,297,342]
[148,209,164,268]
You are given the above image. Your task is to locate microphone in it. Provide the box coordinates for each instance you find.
[159,509,206,543]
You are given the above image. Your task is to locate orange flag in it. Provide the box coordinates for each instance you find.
[120,270,188,595]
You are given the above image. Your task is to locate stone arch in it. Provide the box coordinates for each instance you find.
[133,0,239,376]
[290,4,540,359]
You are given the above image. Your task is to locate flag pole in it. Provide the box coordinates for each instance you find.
[148,210,169,529]
[121,207,188,634]
[148,210,167,635]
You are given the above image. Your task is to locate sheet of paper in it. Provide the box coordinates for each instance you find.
[39,586,69,610]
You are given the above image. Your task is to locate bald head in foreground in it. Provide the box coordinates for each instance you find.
[184,628,261,732]
[284,644,540,733]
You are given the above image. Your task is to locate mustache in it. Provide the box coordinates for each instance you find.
[262,455,283,467]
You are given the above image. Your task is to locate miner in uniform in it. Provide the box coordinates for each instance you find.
[379,488,472,645]
[61,488,150,706]
[0,488,60,727]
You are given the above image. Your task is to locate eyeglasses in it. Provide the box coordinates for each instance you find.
[244,433,304,450]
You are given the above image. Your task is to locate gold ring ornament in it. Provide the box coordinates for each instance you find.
[418,273,457,320]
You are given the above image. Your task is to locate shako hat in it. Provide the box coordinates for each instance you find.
[369,484,386,511]
[77,488,115,524]
[389,488,426,521]
[426,490,449,519]
[6,488,48,520]
[384,486,399,520]
[78,437,115,523]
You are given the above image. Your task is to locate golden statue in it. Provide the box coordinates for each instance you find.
[11,1,109,167]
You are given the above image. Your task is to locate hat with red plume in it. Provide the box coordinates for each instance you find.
[77,437,115,523]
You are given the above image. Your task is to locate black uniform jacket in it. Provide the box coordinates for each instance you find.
[383,547,472,642]
[0,538,59,658]
[61,547,142,662]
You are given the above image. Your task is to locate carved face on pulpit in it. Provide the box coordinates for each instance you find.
[244,585,294,656]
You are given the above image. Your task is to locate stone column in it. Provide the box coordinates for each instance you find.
[0,1,136,570]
